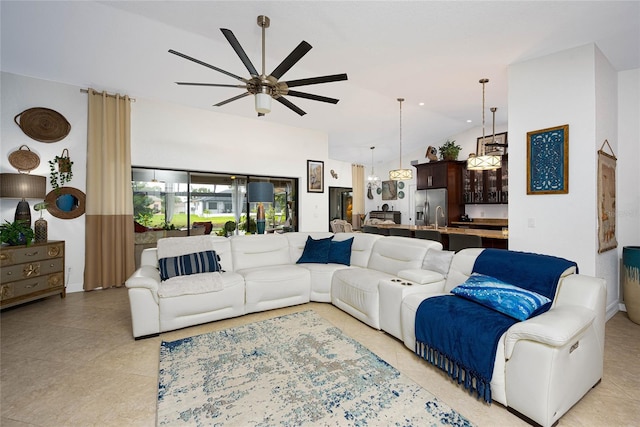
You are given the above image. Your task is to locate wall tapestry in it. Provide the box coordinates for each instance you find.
[526,124,569,194]
[597,140,617,253]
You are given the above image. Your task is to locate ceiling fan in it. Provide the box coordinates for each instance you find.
[169,15,348,117]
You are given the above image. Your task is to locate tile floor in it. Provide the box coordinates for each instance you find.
[1,287,639,426]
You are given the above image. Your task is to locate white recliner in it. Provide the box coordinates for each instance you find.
[400,248,606,427]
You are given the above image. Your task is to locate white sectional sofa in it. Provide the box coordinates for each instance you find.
[125,232,606,427]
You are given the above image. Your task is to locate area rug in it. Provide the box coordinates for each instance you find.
[157,310,474,426]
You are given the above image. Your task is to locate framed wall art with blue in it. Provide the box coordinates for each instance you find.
[526,124,569,195]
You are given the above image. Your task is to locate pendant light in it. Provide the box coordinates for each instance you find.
[467,79,502,171]
[367,146,380,188]
[389,98,413,180]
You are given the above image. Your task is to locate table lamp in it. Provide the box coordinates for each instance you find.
[0,173,47,227]
[248,182,274,234]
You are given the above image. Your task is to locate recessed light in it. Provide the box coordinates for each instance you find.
[419,102,425,106]
[466,119,472,123]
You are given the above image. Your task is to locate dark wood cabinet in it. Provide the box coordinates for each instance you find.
[463,156,508,204]
[414,161,466,225]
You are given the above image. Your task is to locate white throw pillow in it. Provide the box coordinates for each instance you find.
[422,249,455,277]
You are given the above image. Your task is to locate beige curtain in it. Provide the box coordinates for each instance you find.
[84,89,134,290]
[351,164,365,230]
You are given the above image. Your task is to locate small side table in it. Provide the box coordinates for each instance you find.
[380,277,429,341]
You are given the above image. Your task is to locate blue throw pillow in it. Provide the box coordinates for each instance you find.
[328,237,354,265]
[296,236,334,264]
[158,250,221,281]
[451,273,552,321]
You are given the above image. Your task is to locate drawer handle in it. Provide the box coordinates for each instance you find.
[24,282,41,289]
[48,247,60,257]
[0,253,7,261]
[25,251,40,257]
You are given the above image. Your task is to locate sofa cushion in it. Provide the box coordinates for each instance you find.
[451,273,551,321]
[296,235,334,264]
[328,237,354,265]
[158,250,222,281]
[422,249,455,277]
[158,271,225,297]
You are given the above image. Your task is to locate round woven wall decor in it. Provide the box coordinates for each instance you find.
[8,145,40,172]
[14,107,71,143]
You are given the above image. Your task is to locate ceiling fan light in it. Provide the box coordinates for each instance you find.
[255,92,271,114]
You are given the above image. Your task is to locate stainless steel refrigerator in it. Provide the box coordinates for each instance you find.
[415,188,448,227]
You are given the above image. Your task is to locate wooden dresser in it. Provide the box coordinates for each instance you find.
[1,240,65,309]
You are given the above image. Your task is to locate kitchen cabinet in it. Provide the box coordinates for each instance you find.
[414,161,466,225]
[369,211,401,223]
[1,240,65,309]
[463,156,508,204]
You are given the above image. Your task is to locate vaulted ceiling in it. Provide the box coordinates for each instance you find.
[2,1,638,166]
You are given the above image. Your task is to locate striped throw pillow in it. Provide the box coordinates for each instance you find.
[158,250,221,281]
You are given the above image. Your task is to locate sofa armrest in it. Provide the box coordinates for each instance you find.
[505,305,595,359]
[125,265,160,294]
[397,269,445,285]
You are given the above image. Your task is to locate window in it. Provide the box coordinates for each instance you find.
[132,167,297,236]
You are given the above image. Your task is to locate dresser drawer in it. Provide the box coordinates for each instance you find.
[1,272,64,301]
[1,258,64,283]
[0,242,64,267]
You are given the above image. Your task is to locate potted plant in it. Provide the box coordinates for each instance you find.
[49,149,74,193]
[0,219,34,246]
[438,140,462,161]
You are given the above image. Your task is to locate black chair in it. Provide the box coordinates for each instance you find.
[376,227,390,236]
[363,225,378,234]
[448,234,483,252]
[414,229,442,242]
[389,228,412,237]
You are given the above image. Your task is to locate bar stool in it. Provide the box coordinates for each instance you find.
[414,229,442,242]
[389,228,412,237]
[448,234,482,252]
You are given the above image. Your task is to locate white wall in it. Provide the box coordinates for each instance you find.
[1,73,88,293]
[1,72,350,292]
[617,69,640,311]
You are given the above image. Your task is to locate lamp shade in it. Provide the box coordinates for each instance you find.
[248,182,274,203]
[0,173,46,199]
[466,155,502,171]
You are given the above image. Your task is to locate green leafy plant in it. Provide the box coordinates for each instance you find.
[0,220,34,246]
[49,151,74,192]
[438,139,462,160]
[237,215,256,235]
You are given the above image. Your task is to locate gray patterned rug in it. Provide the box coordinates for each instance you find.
[157,310,474,426]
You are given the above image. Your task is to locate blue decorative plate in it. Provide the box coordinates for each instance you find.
[398,191,405,199]
[398,181,405,189]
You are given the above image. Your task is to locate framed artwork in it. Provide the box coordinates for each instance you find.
[477,132,508,156]
[597,140,617,253]
[381,180,398,200]
[526,124,569,194]
[307,160,324,193]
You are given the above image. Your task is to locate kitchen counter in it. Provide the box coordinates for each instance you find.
[451,218,508,228]
[374,224,508,240]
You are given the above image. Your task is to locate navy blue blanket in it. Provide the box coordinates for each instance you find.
[415,249,578,403]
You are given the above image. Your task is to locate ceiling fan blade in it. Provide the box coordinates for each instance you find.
[275,96,307,116]
[269,41,312,80]
[220,28,259,77]
[169,49,247,83]
[286,90,339,104]
[283,73,348,88]
[214,92,251,107]
[176,82,247,88]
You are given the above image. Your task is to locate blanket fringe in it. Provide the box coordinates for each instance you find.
[415,341,492,403]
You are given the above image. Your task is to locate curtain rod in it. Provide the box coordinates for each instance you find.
[80,88,136,102]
